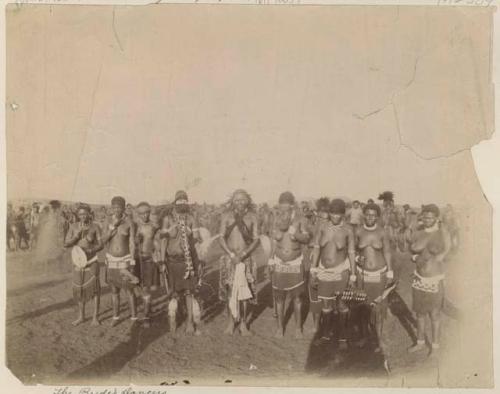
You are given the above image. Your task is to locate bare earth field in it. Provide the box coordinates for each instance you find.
[6,246,462,387]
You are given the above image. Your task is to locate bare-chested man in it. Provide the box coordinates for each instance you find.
[64,204,103,326]
[218,189,260,336]
[135,201,160,328]
[310,199,356,347]
[158,191,203,335]
[103,196,138,326]
[268,192,311,339]
[354,202,394,352]
[408,204,451,355]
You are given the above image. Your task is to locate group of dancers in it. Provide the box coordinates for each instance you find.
[56,188,454,359]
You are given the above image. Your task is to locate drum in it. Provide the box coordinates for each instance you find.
[71,245,88,269]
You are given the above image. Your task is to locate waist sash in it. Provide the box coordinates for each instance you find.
[356,265,387,283]
[268,255,303,274]
[411,271,444,293]
[311,258,350,281]
[106,253,133,269]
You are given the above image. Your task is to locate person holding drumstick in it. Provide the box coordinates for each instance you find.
[64,203,103,326]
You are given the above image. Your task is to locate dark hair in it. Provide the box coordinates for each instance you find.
[329,199,346,214]
[49,200,61,209]
[137,201,151,210]
[315,197,330,212]
[111,196,126,208]
[421,204,440,217]
[363,202,381,216]
[174,190,188,202]
[77,203,91,213]
[278,191,295,205]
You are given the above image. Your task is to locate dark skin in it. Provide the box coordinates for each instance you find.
[64,208,103,326]
[135,204,160,328]
[270,202,310,339]
[408,211,451,352]
[354,208,393,351]
[218,192,260,336]
[310,211,355,344]
[103,202,137,326]
[158,207,202,335]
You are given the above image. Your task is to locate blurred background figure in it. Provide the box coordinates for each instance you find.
[34,200,67,265]
[29,203,41,251]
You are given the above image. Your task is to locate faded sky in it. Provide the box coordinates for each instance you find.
[6,5,493,205]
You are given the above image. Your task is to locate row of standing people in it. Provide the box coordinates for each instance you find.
[63,190,453,359]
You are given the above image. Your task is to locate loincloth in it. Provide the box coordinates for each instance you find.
[356,265,388,304]
[72,255,100,302]
[219,254,257,305]
[412,271,445,313]
[269,255,304,296]
[167,255,197,294]
[137,255,160,289]
[104,253,137,290]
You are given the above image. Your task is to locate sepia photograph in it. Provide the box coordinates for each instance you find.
[4,2,496,389]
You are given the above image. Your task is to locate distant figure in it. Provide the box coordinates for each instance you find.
[30,203,40,250]
[6,203,16,251]
[348,200,363,228]
[34,200,66,263]
[14,206,30,251]
[442,204,460,253]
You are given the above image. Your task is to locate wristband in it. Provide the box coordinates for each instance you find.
[386,270,394,279]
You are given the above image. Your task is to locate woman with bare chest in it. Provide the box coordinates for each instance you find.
[408,204,451,355]
[354,203,394,353]
[268,192,310,339]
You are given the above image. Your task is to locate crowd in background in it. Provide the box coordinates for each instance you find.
[6,192,461,255]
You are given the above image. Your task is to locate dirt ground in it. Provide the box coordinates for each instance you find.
[6,246,462,387]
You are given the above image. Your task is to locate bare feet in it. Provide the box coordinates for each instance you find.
[185,323,195,335]
[274,328,284,339]
[224,321,235,336]
[240,324,253,337]
[72,317,84,326]
[408,342,426,353]
[294,329,304,339]
[169,316,177,334]
[90,318,100,327]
